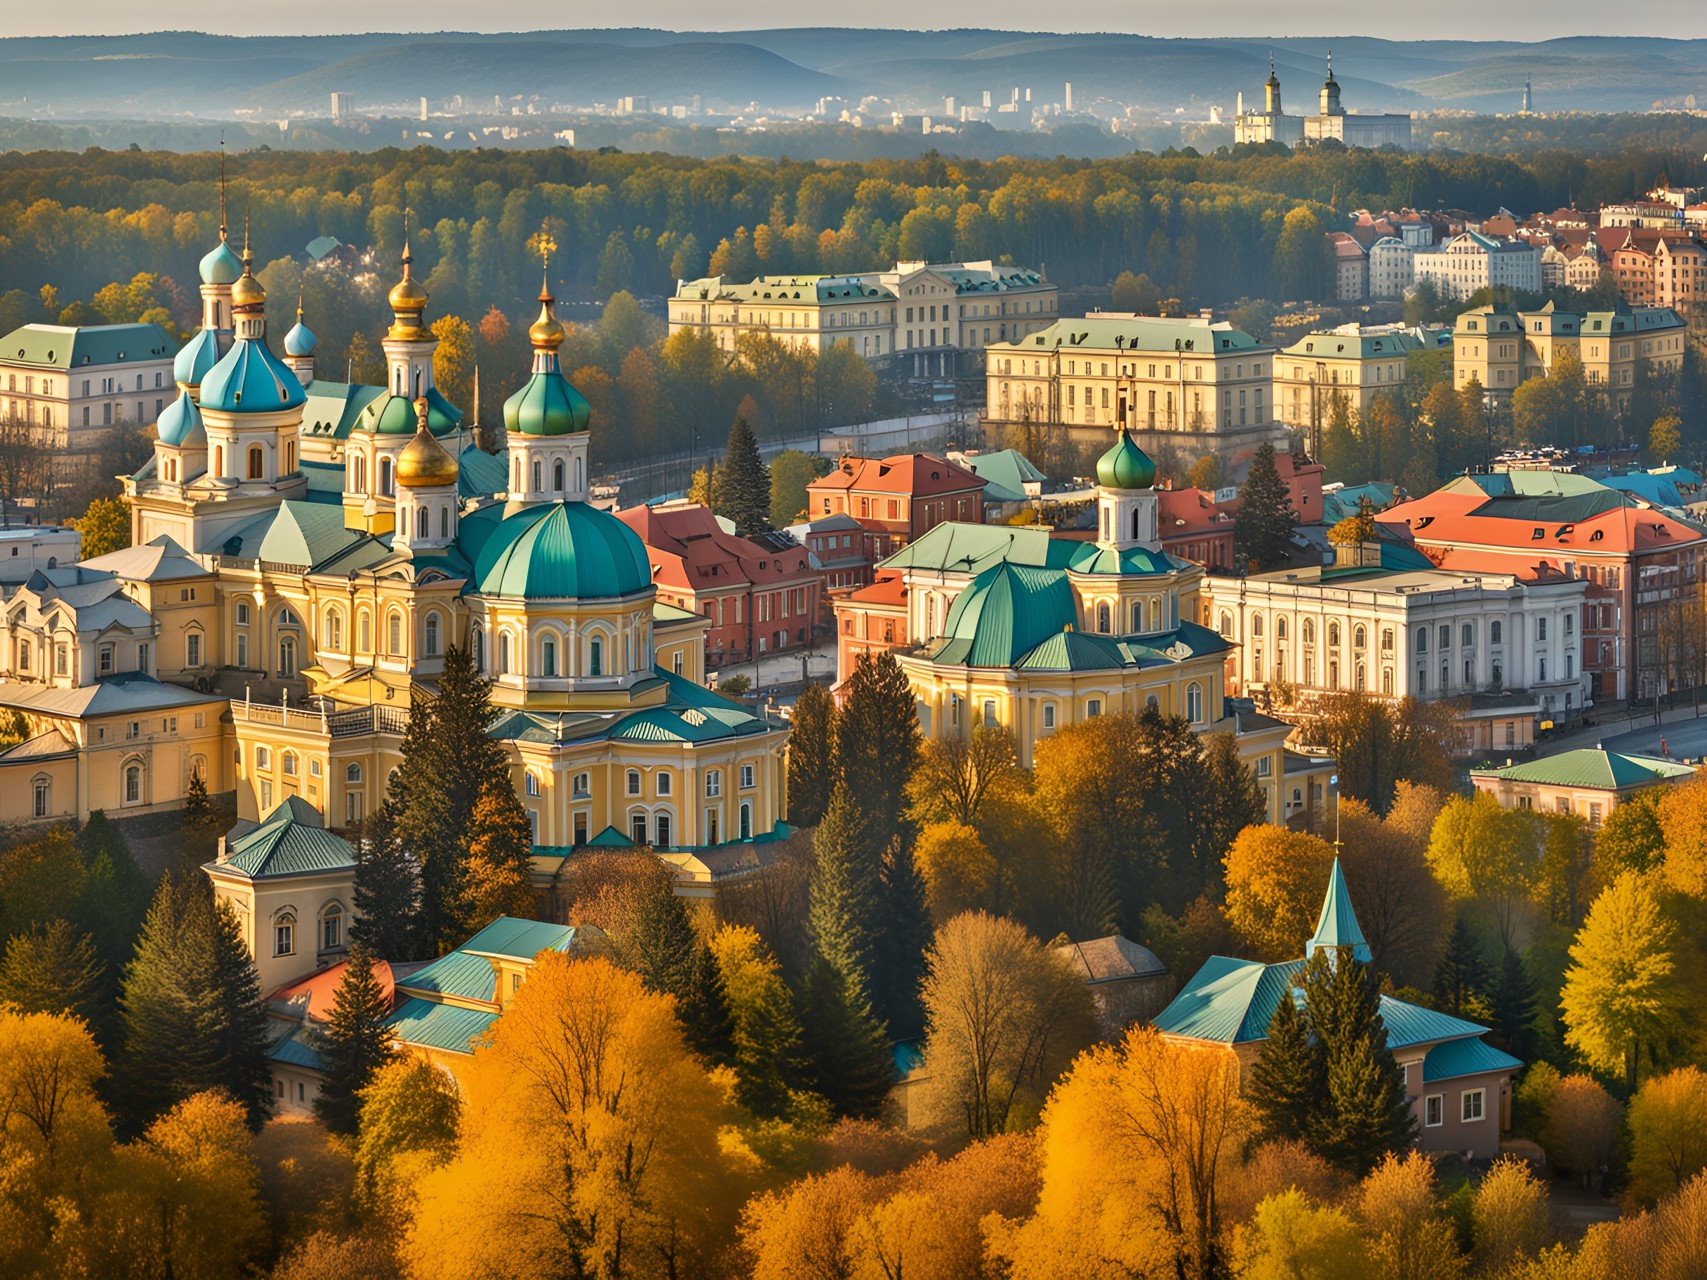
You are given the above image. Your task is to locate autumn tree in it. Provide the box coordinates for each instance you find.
[1234,1188,1368,1280]
[768,448,822,527]
[1308,692,1459,814]
[459,776,538,928]
[905,725,1028,830]
[1234,443,1297,571]
[1426,792,1540,950]
[1627,1066,1707,1204]
[1336,789,1447,988]
[741,1164,875,1280]
[1355,1150,1467,1280]
[404,954,738,1278]
[1542,1074,1622,1192]
[913,821,1000,921]
[710,924,809,1117]
[1656,772,1707,897]
[1595,785,1666,879]
[1562,872,1682,1089]
[429,314,475,412]
[990,1027,1247,1280]
[354,1058,461,1220]
[72,494,130,560]
[1223,826,1335,962]
[1471,1157,1550,1275]
[917,912,1096,1139]
[312,944,398,1136]
[1650,413,1683,463]
[785,683,837,828]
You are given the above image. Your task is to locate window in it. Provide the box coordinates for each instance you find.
[573,772,591,798]
[1087,698,1102,718]
[627,769,642,796]
[321,904,343,951]
[1425,1094,1443,1127]
[499,632,512,674]
[655,813,672,847]
[278,637,296,678]
[657,772,673,796]
[237,601,251,626]
[32,777,50,818]
[1538,617,1548,642]
[1491,621,1502,645]
[99,644,115,675]
[387,612,402,656]
[1097,601,1111,633]
[740,802,753,840]
[281,750,298,777]
[1461,1089,1485,1123]
[274,913,296,957]
[55,644,68,676]
[1329,622,1341,647]
[541,636,557,677]
[247,445,264,480]
[423,612,440,657]
[357,610,371,653]
[1415,627,1427,653]
[1354,625,1367,649]
[705,808,720,845]
[740,764,755,789]
[1043,703,1056,730]
[125,764,142,803]
[525,772,541,797]
[345,763,362,784]
[706,770,722,798]
[256,747,271,770]
[631,813,648,844]
[1462,623,1474,648]
[589,638,603,676]
[1186,682,1204,723]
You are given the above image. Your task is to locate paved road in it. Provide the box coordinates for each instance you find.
[709,642,836,696]
[1532,700,1707,763]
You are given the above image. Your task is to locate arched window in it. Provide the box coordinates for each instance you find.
[542,636,557,678]
[525,772,542,797]
[532,460,542,492]
[512,456,521,491]
[353,454,367,492]
[417,506,430,539]
[1303,619,1316,644]
[1538,657,1547,682]
[380,457,394,496]
[320,903,343,951]
[574,457,584,492]
[1131,507,1141,541]
[325,608,344,650]
[1097,602,1111,633]
[125,763,143,804]
[471,626,483,670]
[1146,694,1160,712]
[1462,624,1474,648]
[1276,617,1287,640]
[1186,682,1203,723]
[16,639,29,672]
[1356,662,1367,692]
[345,763,363,785]
[273,911,296,957]
[589,637,603,677]
[440,507,450,539]
[358,610,372,653]
[247,445,264,479]
[627,769,642,796]
[1354,625,1367,649]
[387,612,403,656]
[499,632,512,674]
[213,445,223,476]
[553,459,565,492]
[424,613,441,657]
[31,774,50,819]
[1252,615,1264,638]
[282,750,298,777]
[1329,622,1341,646]
[285,441,296,472]
[278,637,296,678]
[740,802,752,840]
[1218,611,1233,637]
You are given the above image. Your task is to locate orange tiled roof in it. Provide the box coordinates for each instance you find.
[808,452,985,498]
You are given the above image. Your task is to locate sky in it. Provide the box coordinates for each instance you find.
[7,4,1707,40]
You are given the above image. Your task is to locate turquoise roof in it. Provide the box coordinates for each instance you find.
[1378,996,1494,1050]
[457,916,582,961]
[383,996,497,1056]
[1097,432,1158,490]
[396,917,581,1003]
[1153,956,1303,1044]
[269,1026,324,1071]
[1471,748,1694,791]
[457,443,508,500]
[487,669,776,752]
[396,952,501,1003]
[173,327,224,386]
[300,379,388,441]
[933,562,1077,668]
[964,448,1047,504]
[199,238,243,286]
[1013,629,1133,672]
[209,796,356,881]
[471,500,653,600]
[155,390,204,448]
[1422,1035,1524,1082]
[1306,858,1372,963]
[2,321,173,370]
[503,359,592,437]
[359,387,463,437]
[878,519,1183,580]
[200,336,308,414]
[1065,543,1183,576]
[283,319,317,358]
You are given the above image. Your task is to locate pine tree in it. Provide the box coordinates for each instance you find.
[0,919,105,1026]
[628,875,700,1001]
[75,813,150,977]
[1248,980,1326,1145]
[177,770,221,870]
[210,897,276,1130]
[351,800,424,960]
[1489,946,1538,1063]
[681,942,735,1066]
[719,415,771,536]
[1307,951,1415,1175]
[877,831,931,1038]
[1233,443,1298,572]
[786,683,838,828]
[807,783,883,992]
[1434,914,1490,1018]
[800,955,894,1119]
[835,652,921,844]
[459,778,538,934]
[313,944,398,1136]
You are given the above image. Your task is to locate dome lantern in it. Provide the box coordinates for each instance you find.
[396,397,459,489]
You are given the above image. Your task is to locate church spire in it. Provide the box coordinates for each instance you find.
[1306,858,1370,963]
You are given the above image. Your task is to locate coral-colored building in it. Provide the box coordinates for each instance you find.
[617,502,820,668]
[806,452,986,561]
[834,571,909,685]
[1158,487,1237,570]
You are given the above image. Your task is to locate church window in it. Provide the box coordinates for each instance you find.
[542,637,557,677]
[532,460,542,492]
[345,763,362,784]
[1186,682,1204,723]
[281,751,297,777]
[499,632,512,674]
[273,912,296,957]
[32,776,51,818]
[247,446,264,480]
[357,610,371,653]
[589,638,604,676]
[325,609,343,650]
[379,457,394,496]
[424,613,440,657]
[320,904,343,951]
[387,612,402,656]
[278,637,296,678]
[417,506,429,539]
[553,459,565,492]
[1097,602,1111,633]
[125,763,143,804]
[440,507,450,539]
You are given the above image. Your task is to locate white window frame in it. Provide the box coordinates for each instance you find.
[1425,1093,1444,1127]
[1461,1088,1485,1123]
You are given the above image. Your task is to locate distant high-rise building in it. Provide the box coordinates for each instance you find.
[1064,82,1073,112]
[1522,79,1533,114]
[982,90,992,108]
[945,96,957,115]
[419,97,428,122]
[691,93,702,115]
[330,92,354,121]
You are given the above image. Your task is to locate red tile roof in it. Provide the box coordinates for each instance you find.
[809,453,985,498]
[616,502,815,595]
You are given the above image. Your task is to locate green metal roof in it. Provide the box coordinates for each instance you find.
[930,562,1077,668]
[269,1026,324,1070]
[587,825,635,847]
[396,917,580,1004]
[300,379,387,440]
[212,796,357,881]
[155,391,204,447]
[457,443,507,499]
[991,315,1269,355]
[358,387,462,437]
[1306,858,1371,963]
[396,952,499,1003]
[174,327,224,386]
[964,449,1047,504]
[1379,996,1492,1050]
[252,500,366,569]
[1423,1034,1523,1082]
[383,996,497,1056]
[200,238,243,286]
[1153,956,1303,1044]
[1,322,174,370]
[471,500,653,600]
[1097,432,1158,490]
[1013,630,1132,672]
[457,916,581,961]
[1065,543,1183,576]
[200,336,308,413]
[1472,749,1694,790]
[503,359,591,437]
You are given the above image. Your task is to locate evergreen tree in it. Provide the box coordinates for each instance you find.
[681,941,735,1066]
[313,944,398,1136]
[459,777,538,933]
[177,770,221,870]
[351,800,423,960]
[1307,951,1415,1175]
[628,875,700,1001]
[1489,946,1538,1063]
[718,416,771,535]
[210,897,276,1130]
[1434,914,1490,1018]
[1248,980,1326,1145]
[1233,443,1298,572]
[711,926,809,1118]
[876,830,931,1038]
[800,955,894,1119]
[807,783,883,992]
[786,683,838,828]
[75,812,150,977]
[834,652,921,843]
[0,919,105,1026]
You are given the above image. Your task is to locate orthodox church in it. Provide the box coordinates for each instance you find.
[0,207,792,978]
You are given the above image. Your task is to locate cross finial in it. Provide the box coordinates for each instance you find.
[218,135,228,240]
[402,206,412,265]
[1270,49,1275,76]
[242,206,251,267]
[297,283,305,321]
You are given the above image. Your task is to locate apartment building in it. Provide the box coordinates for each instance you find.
[1413,232,1543,300]
[806,452,986,562]
[1367,236,1414,299]
[1274,325,1448,440]
[1452,301,1687,410]
[667,260,1057,379]
[0,323,176,452]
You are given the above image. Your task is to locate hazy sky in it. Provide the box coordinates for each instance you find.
[9,2,1707,40]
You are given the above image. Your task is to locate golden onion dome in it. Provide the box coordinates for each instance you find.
[529,291,566,350]
[395,397,458,488]
[388,239,429,315]
[231,267,266,311]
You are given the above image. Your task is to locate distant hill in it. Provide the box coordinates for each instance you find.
[2,29,1706,118]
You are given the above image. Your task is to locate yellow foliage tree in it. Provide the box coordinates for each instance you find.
[1223,826,1336,962]
[429,314,476,413]
[72,494,131,561]
[1233,1187,1368,1280]
[1560,872,1682,1089]
[1354,1150,1465,1280]
[1656,773,1707,898]
[404,954,739,1279]
[1426,791,1541,949]
[913,820,1000,920]
[742,1163,877,1280]
[989,1026,1247,1280]
[1471,1157,1550,1275]
[1626,1066,1707,1204]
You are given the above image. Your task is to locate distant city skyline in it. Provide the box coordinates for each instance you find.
[5,6,1705,40]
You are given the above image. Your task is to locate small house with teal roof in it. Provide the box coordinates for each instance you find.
[1154,860,1520,1160]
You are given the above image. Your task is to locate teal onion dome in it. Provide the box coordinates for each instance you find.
[473,501,653,600]
[200,338,308,414]
[503,363,591,437]
[174,328,222,387]
[199,238,243,287]
[155,391,204,448]
[283,319,317,357]
[1096,431,1157,490]
[359,387,462,436]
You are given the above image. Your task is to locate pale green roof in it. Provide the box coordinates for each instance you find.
[2,322,173,370]
[457,443,507,499]
[503,359,591,437]
[880,520,1181,580]
[472,501,653,600]
[1153,956,1303,1044]
[1282,330,1424,359]
[358,387,461,437]
[249,501,365,569]
[300,379,387,440]
[930,562,1077,668]
[383,997,496,1056]
[1306,858,1371,963]
[396,917,582,1004]
[990,315,1269,355]
[1472,749,1694,791]
[209,796,357,881]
